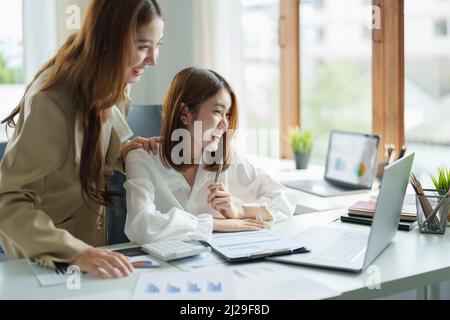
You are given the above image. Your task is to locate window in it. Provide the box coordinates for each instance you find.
[405,0,450,183]
[317,26,325,42]
[240,0,280,157]
[314,0,325,10]
[0,0,24,85]
[361,24,371,39]
[0,0,24,141]
[434,18,448,37]
[300,0,372,165]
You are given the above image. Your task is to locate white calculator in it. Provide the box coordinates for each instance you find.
[141,240,210,261]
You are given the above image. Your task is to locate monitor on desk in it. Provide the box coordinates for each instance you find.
[285,130,380,197]
[324,130,379,189]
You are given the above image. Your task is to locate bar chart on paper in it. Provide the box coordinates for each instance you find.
[146,283,160,294]
[187,282,201,293]
[166,284,181,294]
[133,271,235,300]
[207,281,222,292]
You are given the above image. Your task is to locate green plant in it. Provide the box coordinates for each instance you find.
[286,127,313,155]
[0,53,23,84]
[430,166,450,195]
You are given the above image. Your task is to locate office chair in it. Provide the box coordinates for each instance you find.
[106,105,162,245]
[0,141,6,160]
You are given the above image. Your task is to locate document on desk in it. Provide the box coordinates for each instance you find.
[132,270,235,300]
[231,262,341,300]
[205,230,308,262]
[30,263,80,287]
[31,255,159,287]
[170,252,226,272]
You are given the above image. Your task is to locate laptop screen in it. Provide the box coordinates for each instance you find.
[324,131,380,189]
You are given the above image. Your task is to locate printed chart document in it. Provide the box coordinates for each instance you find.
[132,271,235,300]
[30,263,80,287]
[205,230,308,262]
[30,256,160,287]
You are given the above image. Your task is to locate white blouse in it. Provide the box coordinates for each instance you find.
[124,148,296,244]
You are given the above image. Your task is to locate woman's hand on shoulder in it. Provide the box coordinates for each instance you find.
[120,136,160,160]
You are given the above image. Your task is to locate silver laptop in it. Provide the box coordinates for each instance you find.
[269,153,414,272]
[284,131,380,197]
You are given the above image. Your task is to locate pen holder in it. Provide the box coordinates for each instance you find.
[416,192,449,234]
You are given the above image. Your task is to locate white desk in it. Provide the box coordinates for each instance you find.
[1,158,449,300]
[2,210,450,300]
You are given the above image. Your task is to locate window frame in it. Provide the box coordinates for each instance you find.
[279,0,300,159]
[279,0,405,161]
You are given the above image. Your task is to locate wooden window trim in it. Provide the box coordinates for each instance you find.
[372,0,405,162]
[279,0,405,162]
[280,0,300,159]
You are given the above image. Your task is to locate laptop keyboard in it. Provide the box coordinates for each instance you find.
[315,231,368,262]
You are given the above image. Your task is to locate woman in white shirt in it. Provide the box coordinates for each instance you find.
[124,67,295,244]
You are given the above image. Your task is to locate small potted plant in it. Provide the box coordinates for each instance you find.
[287,127,313,170]
[429,166,450,224]
[430,166,450,195]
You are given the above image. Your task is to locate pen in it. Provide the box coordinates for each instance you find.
[384,145,389,167]
[388,149,396,165]
[292,246,311,254]
[214,163,223,184]
[387,144,396,165]
[398,145,407,160]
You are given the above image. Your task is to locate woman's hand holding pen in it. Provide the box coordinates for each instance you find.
[208,183,244,219]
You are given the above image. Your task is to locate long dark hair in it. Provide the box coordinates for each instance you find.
[1,0,163,209]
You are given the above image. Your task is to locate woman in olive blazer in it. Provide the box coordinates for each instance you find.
[0,0,164,279]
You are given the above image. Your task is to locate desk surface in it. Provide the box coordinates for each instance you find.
[3,210,450,300]
[1,158,449,300]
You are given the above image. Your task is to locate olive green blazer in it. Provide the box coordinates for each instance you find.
[0,73,131,269]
